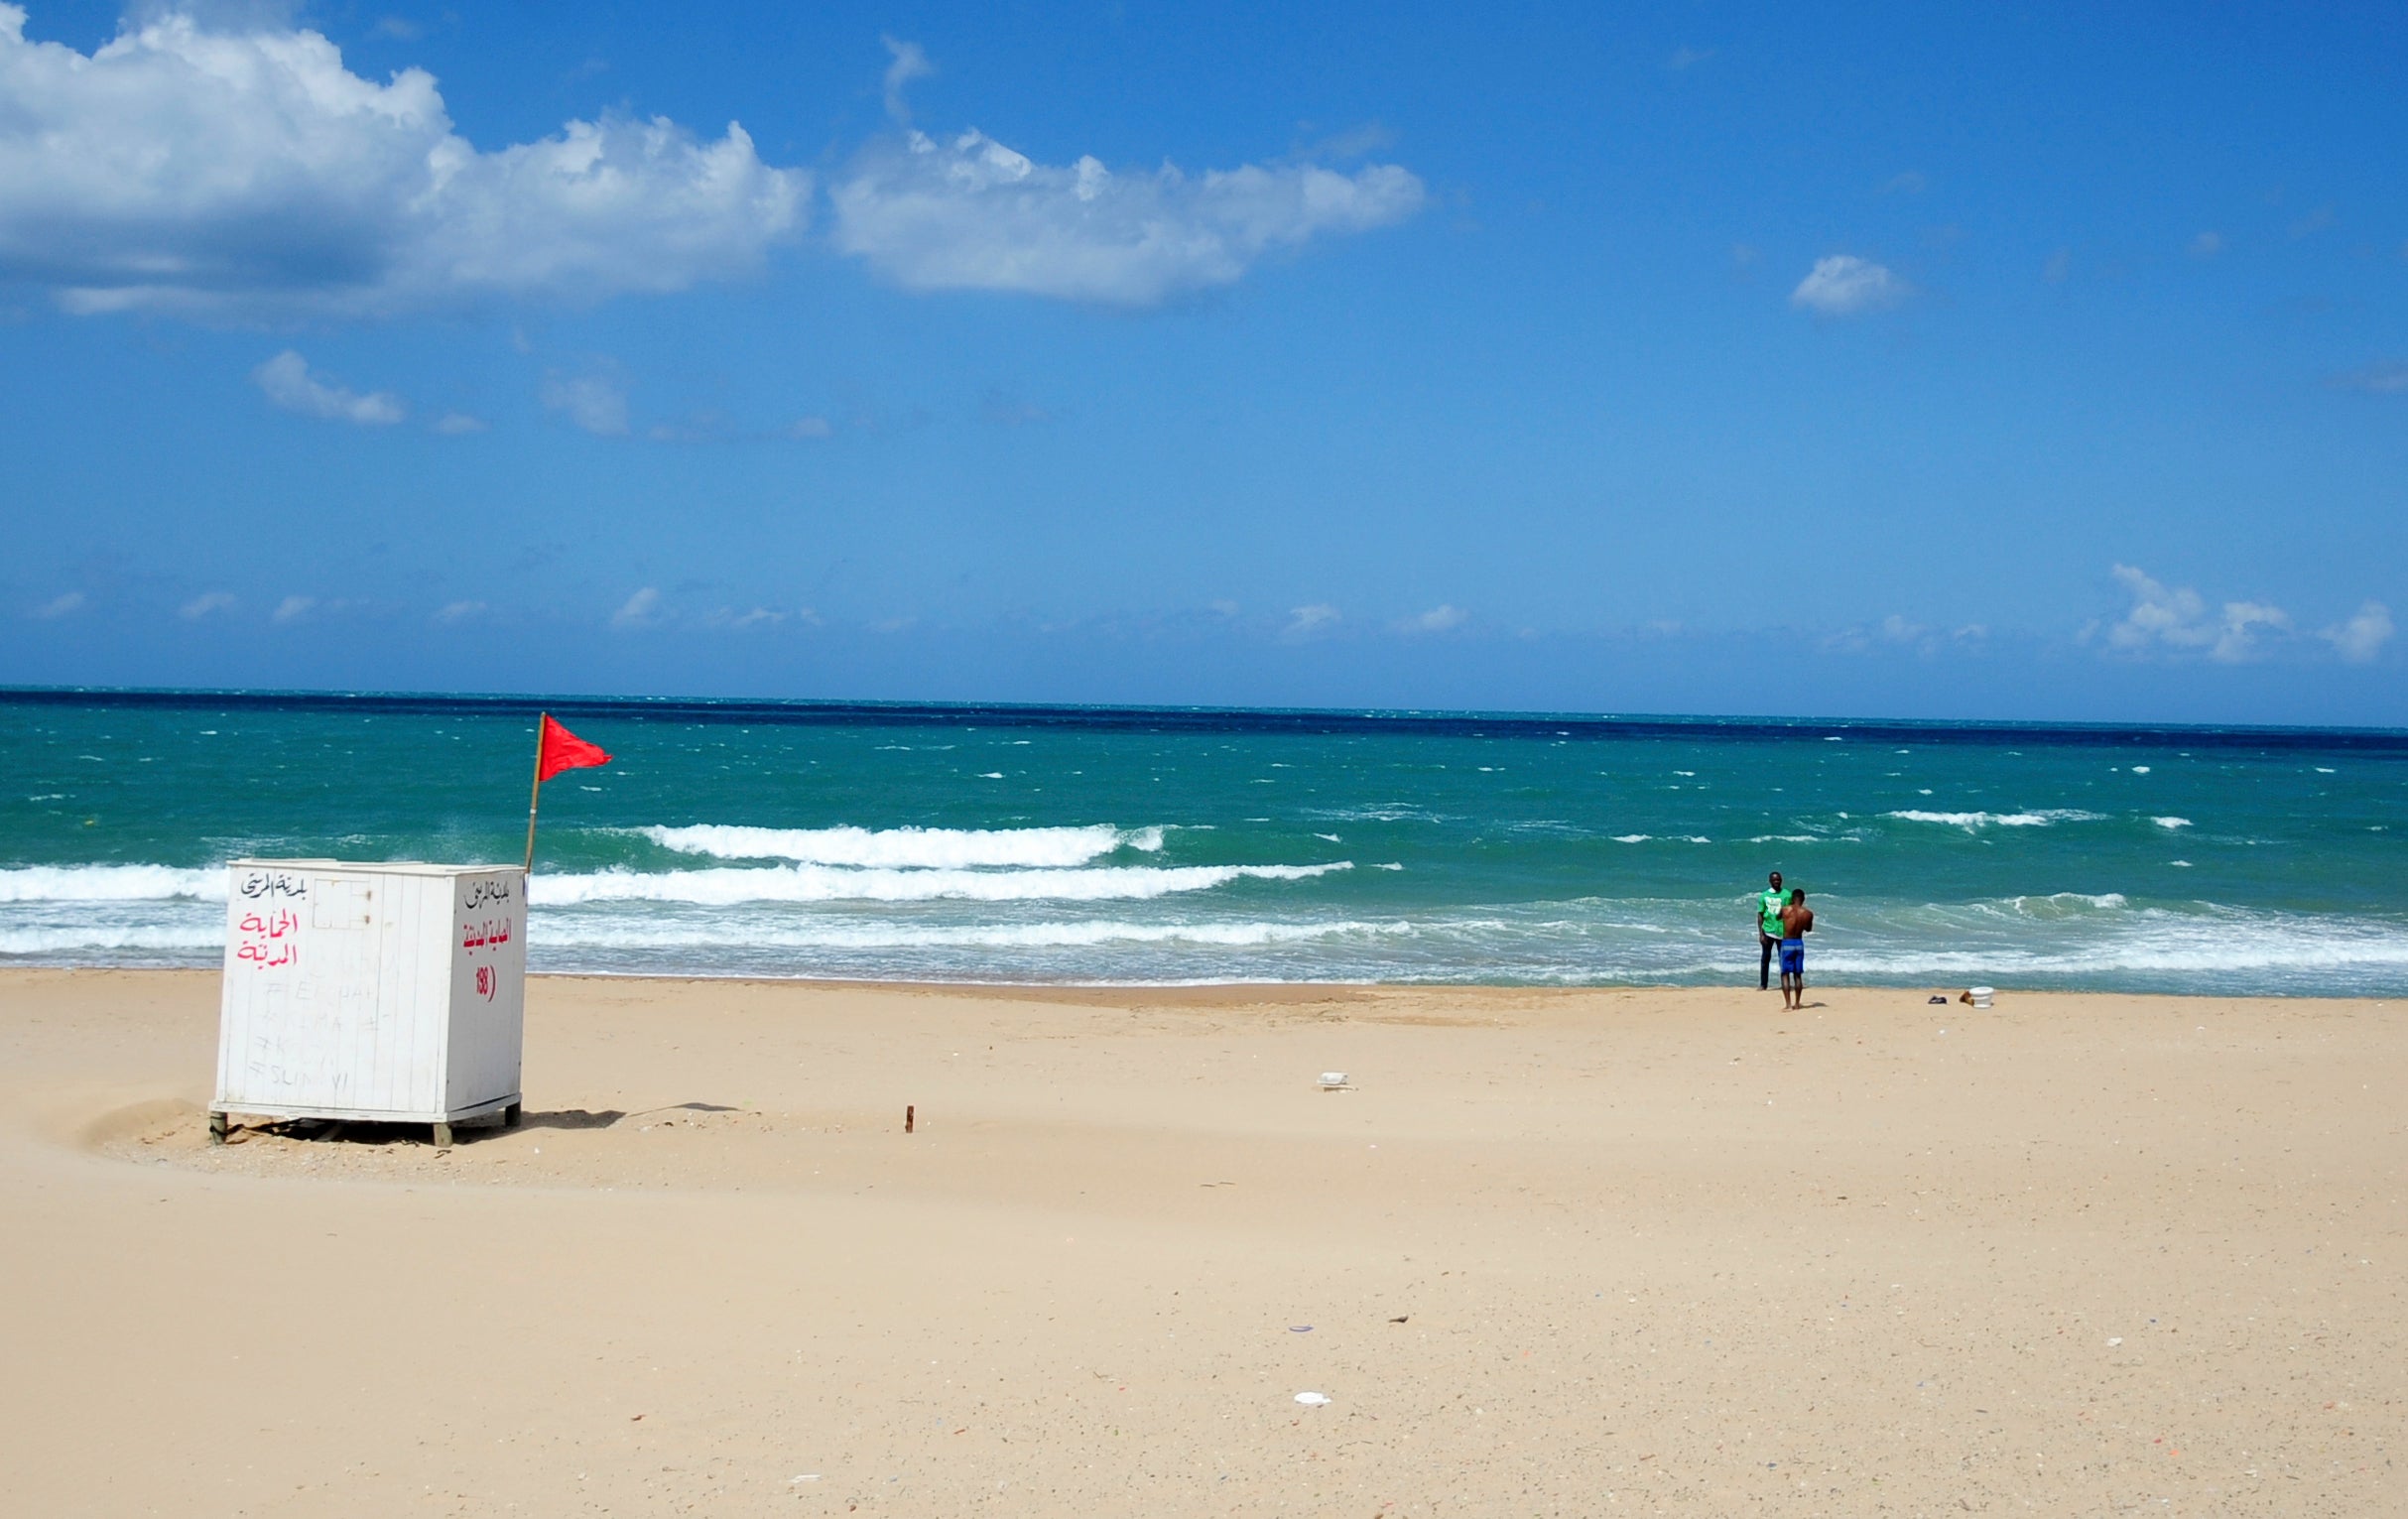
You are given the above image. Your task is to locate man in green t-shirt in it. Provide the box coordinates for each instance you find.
[1753,871,1787,990]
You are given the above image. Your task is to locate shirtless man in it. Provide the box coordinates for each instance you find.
[1777,889,1814,1010]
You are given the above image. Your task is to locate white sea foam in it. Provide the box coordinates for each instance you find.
[639,823,1163,868]
[0,923,222,954]
[7,867,2406,994]
[1989,892,2129,917]
[2153,817,2192,829]
[531,916,1413,952]
[0,864,221,903]
[1612,833,1651,843]
[531,860,1349,907]
[1786,893,2408,982]
[1816,925,2408,977]
[1883,809,2106,830]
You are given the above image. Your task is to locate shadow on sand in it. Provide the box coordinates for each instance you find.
[228,1100,744,1147]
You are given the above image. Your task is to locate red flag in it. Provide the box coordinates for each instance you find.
[537,715,611,783]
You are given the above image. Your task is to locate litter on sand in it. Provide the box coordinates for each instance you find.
[1318,1073,1349,1089]
[1289,1325,1314,1332]
[1294,1391,1331,1406]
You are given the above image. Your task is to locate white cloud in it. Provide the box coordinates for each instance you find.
[271,593,315,623]
[1826,617,1985,657]
[0,5,808,318]
[252,349,404,424]
[981,389,1048,426]
[431,598,485,624]
[431,412,487,435]
[2103,565,2291,663]
[880,35,932,123]
[704,605,786,629]
[1304,122,1393,160]
[829,127,1425,306]
[1790,254,1905,316]
[2330,362,2408,394]
[543,367,628,436]
[639,409,842,443]
[1396,603,1466,633]
[610,586,661,628]
[2104,565,2211,651]
[2322,600,2393,663]
[29,589,82,618]
[180,590,235,618]
[2212,600,2289,662]
[1282,603,1339,640]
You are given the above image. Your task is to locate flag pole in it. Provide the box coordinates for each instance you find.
[524,712,547,875]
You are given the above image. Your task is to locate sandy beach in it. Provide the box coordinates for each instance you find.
[0,969,2398,1515]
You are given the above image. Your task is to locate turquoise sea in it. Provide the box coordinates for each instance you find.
[3,691,2404,994]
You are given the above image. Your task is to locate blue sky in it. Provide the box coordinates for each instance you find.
[3,0,2405,723]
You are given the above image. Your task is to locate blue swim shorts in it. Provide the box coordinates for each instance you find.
[1779,939,1805,974]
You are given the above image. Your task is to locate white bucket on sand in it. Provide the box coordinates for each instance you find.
[1967,986,1994,1009]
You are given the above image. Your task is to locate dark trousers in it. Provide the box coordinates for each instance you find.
[1757,931,1777,990]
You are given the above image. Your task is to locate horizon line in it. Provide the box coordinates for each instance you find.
[5,683,2405,749]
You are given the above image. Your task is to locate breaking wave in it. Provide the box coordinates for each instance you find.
[531,916,1414,951]
[531,860,1350,907]
[4,865,2405,994]
[0,864,220,902]
[1883,809,2107,829]
[638,823,1164,868]
[0,923,222,954]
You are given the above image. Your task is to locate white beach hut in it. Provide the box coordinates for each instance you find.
[211,859,527,1147]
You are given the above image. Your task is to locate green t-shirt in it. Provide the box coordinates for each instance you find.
[1757,888,1788,937]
